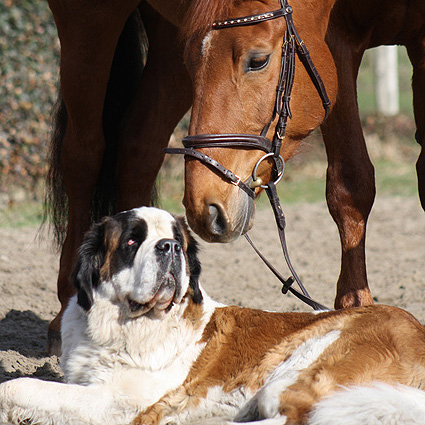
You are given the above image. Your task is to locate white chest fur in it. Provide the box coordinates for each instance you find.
[61,295,218,409]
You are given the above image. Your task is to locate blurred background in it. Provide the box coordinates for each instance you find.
[0,1,420,227]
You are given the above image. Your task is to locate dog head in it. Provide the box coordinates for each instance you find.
[72,207,203,318]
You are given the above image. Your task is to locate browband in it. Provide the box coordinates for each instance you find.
[164,0,331,311]
[212,6,292,29]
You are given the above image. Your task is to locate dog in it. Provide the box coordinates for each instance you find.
[1,206,425,425]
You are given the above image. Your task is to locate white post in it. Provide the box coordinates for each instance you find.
[374,46,399,116]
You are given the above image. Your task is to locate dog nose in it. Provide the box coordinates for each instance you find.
[155,239,181,255]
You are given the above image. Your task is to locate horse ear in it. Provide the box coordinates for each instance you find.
[72,220,107,311]
[175,216,203,304]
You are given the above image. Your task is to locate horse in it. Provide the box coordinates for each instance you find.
[44,0,425,354]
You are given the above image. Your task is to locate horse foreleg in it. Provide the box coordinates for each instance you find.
[46,0,140,355]
[406,34,425,211]
[320,51,375,309]
[115,3,192,211]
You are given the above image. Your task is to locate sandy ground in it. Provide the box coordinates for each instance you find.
[0,195,424,390]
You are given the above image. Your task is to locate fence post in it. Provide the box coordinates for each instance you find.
[374,46,399,116]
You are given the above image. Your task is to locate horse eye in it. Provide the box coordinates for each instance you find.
[246,54,270,72]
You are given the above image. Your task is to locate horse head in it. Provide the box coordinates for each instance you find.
[181,0,337,243]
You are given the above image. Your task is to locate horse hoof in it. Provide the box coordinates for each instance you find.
[47,328,62,356]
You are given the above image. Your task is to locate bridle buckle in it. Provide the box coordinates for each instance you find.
[231,175,242,187]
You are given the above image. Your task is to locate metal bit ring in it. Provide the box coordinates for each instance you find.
[251,152,285,189]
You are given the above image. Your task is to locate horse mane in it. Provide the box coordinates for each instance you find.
[182,0,241,39]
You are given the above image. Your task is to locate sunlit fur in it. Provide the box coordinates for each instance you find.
[0,207,209,425]
[46,0,425,356]
[3,208,425,425]
[134,305,425,425]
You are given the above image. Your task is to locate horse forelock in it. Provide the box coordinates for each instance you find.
[182,0,240,40]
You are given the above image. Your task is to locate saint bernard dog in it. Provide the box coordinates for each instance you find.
[1,206,425,425]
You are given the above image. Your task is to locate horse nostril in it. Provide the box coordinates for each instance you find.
[208,204,229,236]
[155,239,181,254]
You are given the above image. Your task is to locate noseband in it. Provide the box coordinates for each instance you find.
[165,0,330,196]
[165,0,330,311]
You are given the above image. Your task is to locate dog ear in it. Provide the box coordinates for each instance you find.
[175,217,203,304]
[71,220,107,311]
[186,230,203,304]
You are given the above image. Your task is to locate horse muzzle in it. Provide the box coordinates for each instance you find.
[169,135,282,244]
[184,191,255,243]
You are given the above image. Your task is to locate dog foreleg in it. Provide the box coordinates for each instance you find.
[132,384,197,425]
[0,377,118,425]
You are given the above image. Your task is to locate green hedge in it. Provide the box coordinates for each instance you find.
[0,0,59,196]
[0,1,416,206]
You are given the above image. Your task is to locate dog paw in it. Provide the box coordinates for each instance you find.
[0,378,49,425]
[132,411,162,425]
[131,413,147,425]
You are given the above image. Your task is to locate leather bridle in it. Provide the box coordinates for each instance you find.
[165,0,330,311]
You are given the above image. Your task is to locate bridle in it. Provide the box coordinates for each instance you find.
[165,0,330,311]
[167,0,331,195]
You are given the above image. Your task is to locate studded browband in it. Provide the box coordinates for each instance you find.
[165,0,331,195]
[212,6,290,29]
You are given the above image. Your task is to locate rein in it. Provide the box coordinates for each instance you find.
[165,0,330,311]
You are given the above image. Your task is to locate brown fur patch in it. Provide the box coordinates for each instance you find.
[183,307,339,395]
[99,218,122,281]
[133,305,425,425]
[182,289,205,328]
[277,305,425,422]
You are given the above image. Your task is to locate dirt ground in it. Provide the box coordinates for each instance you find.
[0,195,424,388]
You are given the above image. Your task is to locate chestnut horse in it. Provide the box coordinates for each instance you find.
[45,0,425,354]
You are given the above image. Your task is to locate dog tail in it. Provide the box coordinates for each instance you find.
[308,382,425,425]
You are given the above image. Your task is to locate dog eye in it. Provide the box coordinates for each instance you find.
[246,54,270,72]
[127,239,136,246]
